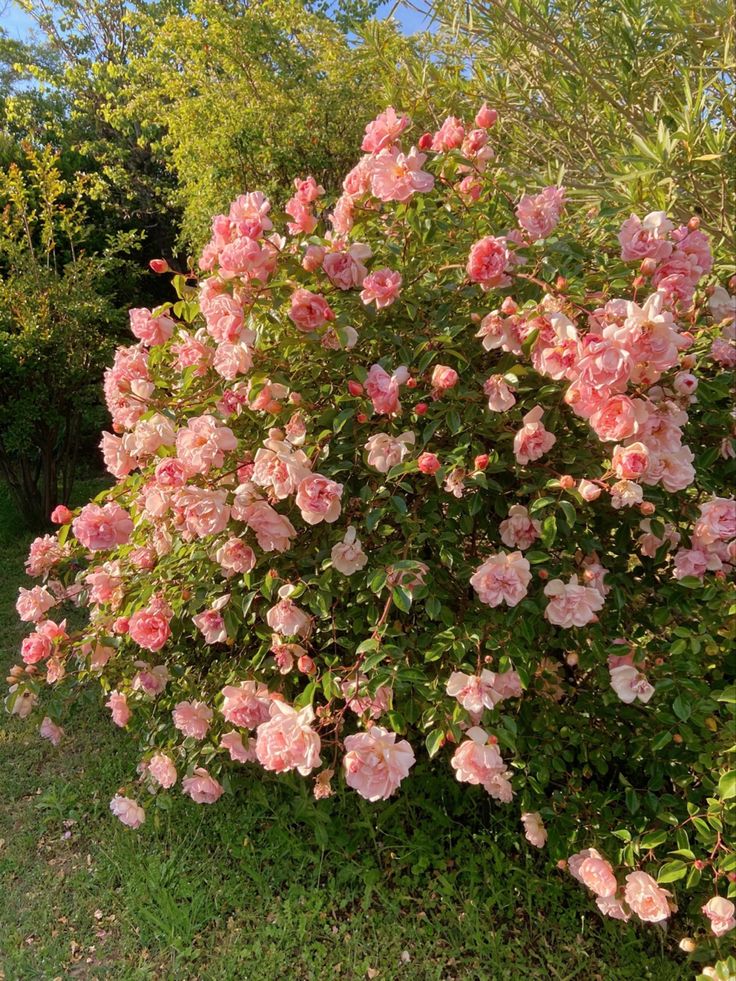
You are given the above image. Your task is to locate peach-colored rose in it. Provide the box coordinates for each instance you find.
[215,538,256,577]
[110,794,145,828]
[364,431,415,473]
[702,896,735,937]
[513,405,556,464]
[343,727,415,801]
[176,487,231,539]
[128,608,171,652]
[484,374,516,412]
[221,730,257,762]
[331,526,368,575]
[521,812,547,848]
[623,871,672,923]
[16,585,56,622]
[255,702,322,776]
[148,753,177,788]
[182,767,223,804]
[543,576,604,628]
[241,501,296,553]
[105,690,131,728]
[612,442,649,480]
[431,365,458,391]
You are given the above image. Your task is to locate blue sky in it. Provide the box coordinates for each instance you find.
[1,0,432,41]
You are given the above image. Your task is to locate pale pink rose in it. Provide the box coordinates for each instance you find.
[702,897,736,937]
[618,212,674,262]
[105,690,131,728]
[330,193,355,235]
[577,856,618,898]
[8,684,37,717]
[577,335,632,392]
[323,243,371,289]
[182,767,223,804]
[129,609,171,652]
[476,311,522,354]
[110,794,145,828]
[21,632,52,664]
[213,341,253,380]
[637,519,680,558]
[241,501,297,552]
[484,375,516,412]
[285,195,317,235]
[288,288,334,331]
[673,547,714,580]
[543,576,604,628]
[340,675,392,718]
[50,504,73,524]
[450,727,513,802]
[331,526,368,575]
[611,480,644,509]
[595,895,631,921]
[176,415,237,475]
[148,753,177,788]
[623,871,672,923]
[695,497,736,544]
[364,363,408,416]
[296,474,343,525]
[417,452,441,475]
[256,702,322,776]
[588,395,638,442]
[193,604,228,645]
[431,115,465,151]
[131,663,169,696]
[369,147,434,203]
[216,538,256,577]
[513,406,556,464]
[612,442,650,480]
[711,336,736,367]
[365,431,415,472]
[100,431,137,478]
[172,700,212,739]
[475,102,497,128]
[221,681,271,729]
[673,371,698,398]
[302,243,326,272]
[40,716,64,746]
[129,307,175,347]
[253,438,311,499]
[266,597,311,638]
[431,365,458,391]
[177,487,231,539]
[709,285,736,323]
[343,726,415,801]
[521,812,547,848]
[516,186,566,240]
[16,585,56,622]
[73,503,133,552]
[499,505,541,551]
[361,106,410,153]
[470,551,532,608]
[578,479,602,502]
[446,668,521,721]
[609,664,655,704]
[221,730,257,763]
[218,236,276,284]
[154,457,188,488]
[203,292,245,343]
[360,268,402,309]
[467,236,512,290]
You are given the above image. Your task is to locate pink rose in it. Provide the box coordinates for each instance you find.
[129,608,171,652]
[467,236,512,290]
[623,871,671,923]
[364,431,415,473]
[431,364,458,391]
[129,307,175,347]
[543,576,604,628]
[73,502,133,552]
[446,668,521,721]
[611,442,650,480]
[360,268,402,309]
[343,727,415,801]
[266,597,311,638]
[364,363,408,416]
[361,106,410,153]
[484,374,516,412]
[417,452,441,475]
[16,585,55,622]
[110,794,145,828]
[193,604,228,645]
[369,147,434,203]
[618,212,673,262]
[578,479,602,502]
[105,690,131,728]
[331,526,368,575]
[702,897,735,937]
[172,700,213,739]
[50,504,73,524]
[513,405,556,464]
[695,497,736,544]
[516,186,566,240]
[216,538,256,577]
[40,716,64,746]
[221,681,271,729]
[475,102,497,128]
[241,501,296,553]
[499,505,541,551]
[100,431,137,478]
[221,730,257,762]
[589,395,638,442]
[176,415,237,475]
[288,289,334,331]
[147,753,177,788]
[451,727,513,802]
[296,474,343,525]
[323,243,371,289]
[521,812,547,848]
[182,767,223,804]
[255,702,322,776]
[470,551,531,608]
[610,664,655,704]
[176,487,231,539]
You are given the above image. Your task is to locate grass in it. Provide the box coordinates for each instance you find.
[0,484,692,980]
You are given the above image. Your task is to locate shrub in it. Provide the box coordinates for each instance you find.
[7,104,735,952]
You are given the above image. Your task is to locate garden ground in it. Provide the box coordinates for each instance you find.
[0,484,690,980]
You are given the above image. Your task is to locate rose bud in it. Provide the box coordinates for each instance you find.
[50,504,73,524]
[687,215,700,230]
[555,276,568,292]
[640,258,657,276]
[149,258,170,274]
[632,275,645,288]
[347,380,364,397]
[475,103,497,128]
[470,312,482,324]
[680,353,696,369]
[500,297,518,315]
[474,454,489,471]
[538,569,549,580]
[357,412,368,423]
[558,474,574,489]
[406,377,417,389]
[297,655,315,675]
[417,452,441,475]
[639,501,655,516]
[414,402,428,416]
[418,132,433,151]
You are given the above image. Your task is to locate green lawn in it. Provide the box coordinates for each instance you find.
[0,485,691,980]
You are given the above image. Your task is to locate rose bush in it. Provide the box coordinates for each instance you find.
[7,105,736,954]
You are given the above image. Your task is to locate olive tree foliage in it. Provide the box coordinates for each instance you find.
[402,0,735,249]
[0,145,127,527]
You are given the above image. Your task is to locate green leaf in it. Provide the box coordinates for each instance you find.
[718,770,736,799]
[425,728,445,758]
[540,515,557,547]
[639,829,668,850]
[392,586,412,613]
[672,695,691,721]
[657,860,687,883]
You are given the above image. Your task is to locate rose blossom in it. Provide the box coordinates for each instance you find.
[513,406,556,464]
[73,502,133,552]
[516,186,566,240]
[182,767,223,804]
[568,848,617,897]
[172,700,213,739]
[623,871,672,923]
[331,526,368,575]
[40,716,64,746]
[266,596,311,638]
[611,442,650,480]
[255,702,322,775]
[702,897,736,937]
[521,812,547,848]
[431,365,458,391]
[109,794,145,828]
[129,608,171,652]
[484,375,516,412]
[176,415,237,475]
[450,727,513,802]
[323,243,371,289]
[543,576,604,628]
[611,479,644,509]
[16,585,56,622]
[609,664,655,704]
[343,727,415,801]
[147,753,177,788]
[241,501,296,552]
[105,690,131,727]
[360,268,402,309]
[193,601,229,645]
[50,504,72,524]
[369,147,434,203]
[499,505,541,551]
[221,730,257,763]
[129,307,175,346]
[618,211,673,262]
[220,681,271,729]
[215,538,256,577]
[295,474,343,524]
[446,668,521,721]
[131,662,169,696]
[417,452,441,475]
[694,497,736,544]
[361,106,409,153]
[288,289,334,331]
[470,551,532,608]
[177,487,231,539]
[364,363,408,416]
[467,236,512,290]
[365,431,415,472]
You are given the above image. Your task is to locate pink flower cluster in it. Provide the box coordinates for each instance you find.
[568,849,674,925]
